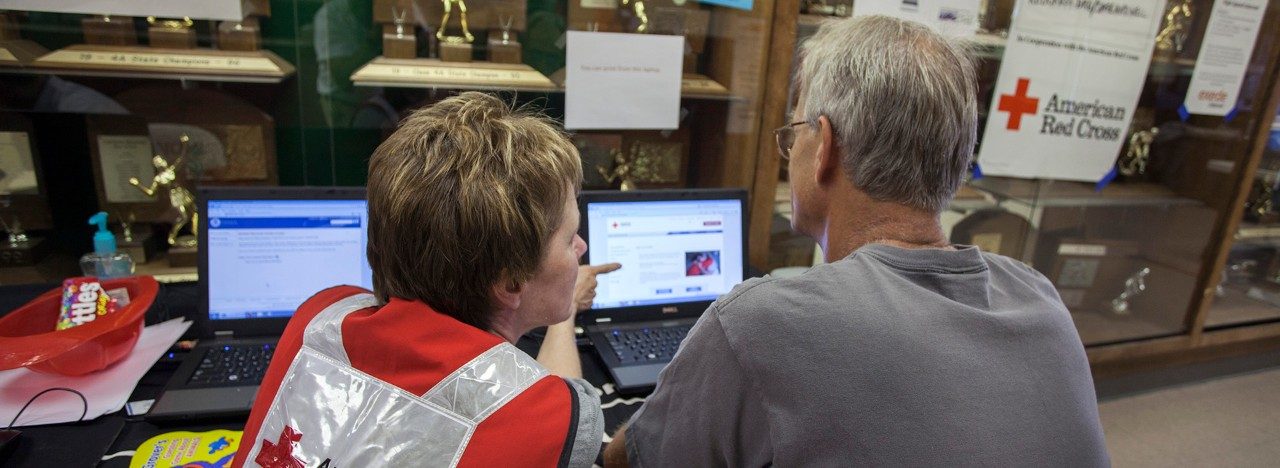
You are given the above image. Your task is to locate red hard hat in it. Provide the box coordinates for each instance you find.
[0,276,159,376]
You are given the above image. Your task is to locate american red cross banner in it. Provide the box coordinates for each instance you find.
[976,0,1165,182]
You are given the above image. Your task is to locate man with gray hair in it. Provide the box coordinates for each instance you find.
[602,15,1109,466]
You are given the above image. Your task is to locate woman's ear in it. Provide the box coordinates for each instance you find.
[490,271,525,312]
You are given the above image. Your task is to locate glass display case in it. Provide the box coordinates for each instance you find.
[0,0,781,281]
[754,0,1280,358]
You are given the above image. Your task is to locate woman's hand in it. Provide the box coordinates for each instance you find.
[574,263,622,312]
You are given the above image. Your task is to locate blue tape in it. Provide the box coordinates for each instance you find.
[1224,106,1239,123]
[1095,166,1118,192]
[971,163,984,180]
[1177,105,1190,122]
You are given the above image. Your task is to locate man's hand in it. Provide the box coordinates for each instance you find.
[574,263,622,311]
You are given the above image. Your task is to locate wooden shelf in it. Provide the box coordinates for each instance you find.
[968,177,1200,208]
[2,44,296,83]
[1206,285,1280,329]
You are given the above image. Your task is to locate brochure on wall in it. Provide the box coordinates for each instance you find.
[565,31,683,130]
[0,0,243,21]
[852,0,981,37]
[976,0,1164,182]
[1181,0,1266,119]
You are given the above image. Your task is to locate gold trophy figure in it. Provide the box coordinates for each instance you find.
[1155,0,1192,53]
[436,0,475,43]
[598,150,639,191]
[128,135,199,247]
[621,0,650,33]
[1118,127,1159,177]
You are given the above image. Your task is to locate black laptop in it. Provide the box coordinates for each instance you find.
[577,189,748,392]
[148,186,371,421]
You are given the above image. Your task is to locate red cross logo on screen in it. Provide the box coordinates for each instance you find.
[997,77,1039,131]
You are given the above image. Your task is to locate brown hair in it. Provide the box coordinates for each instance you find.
[366,92,582,330]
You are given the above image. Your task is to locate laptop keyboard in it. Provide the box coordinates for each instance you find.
[187,343,275,387]
[604,325,692,364]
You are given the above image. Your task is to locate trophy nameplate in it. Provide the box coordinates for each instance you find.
[148,17,197,49]
[218,18,262,52]
[383,24,417,59]
[351,57,557,89]
[34,45,295,80]
[487,14,521,63]
[83,15,138,46]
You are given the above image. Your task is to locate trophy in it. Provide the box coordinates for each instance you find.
[383,3,417,59]
[128,135,199,257]
[1109,267,1150,315]
[598,141,685,191]
[1155,0,1192,54]
[488,14,520,63]
[0,216,48,267]
[1245,177,1280,223]
[437,0,476,62]
[116,211,157,264]
[619,0,650,33]
[1118,127,1159,177]
[82,15,138,46]
[147,16,197,49]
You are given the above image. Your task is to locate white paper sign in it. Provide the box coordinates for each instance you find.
[96,135,155,203]
[0,0,243,21]
[565,31,683,130]
[852,0,981,37]
[976,0,1163,182]
[1183,0,1266,117]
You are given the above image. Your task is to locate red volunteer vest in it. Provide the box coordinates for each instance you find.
[232,286,577,467]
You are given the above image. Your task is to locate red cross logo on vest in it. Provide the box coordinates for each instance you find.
[998,77,1039,131]
[254,426,305,468]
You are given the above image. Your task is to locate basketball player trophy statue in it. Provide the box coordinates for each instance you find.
[436,0,475,62]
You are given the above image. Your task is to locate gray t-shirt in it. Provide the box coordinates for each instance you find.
[626,243,1109,467]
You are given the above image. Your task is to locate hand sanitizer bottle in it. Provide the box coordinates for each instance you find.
[80,212,135,279]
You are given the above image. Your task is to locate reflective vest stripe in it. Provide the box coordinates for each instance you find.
[245,292,553,467]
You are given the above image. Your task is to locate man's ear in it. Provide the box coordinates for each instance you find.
[490,272,524,312]
[815,115,841,184]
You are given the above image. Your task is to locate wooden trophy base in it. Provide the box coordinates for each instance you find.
[351,56,556,91]
[82,16,138,46]
[167,244,198,268]
[149,27,197,49]
[488,39,521,64]
[33,44,296,81]
[439,42,473,63]
[118,230,157,264]
[0,40,49,67]
[0,238,51,267]
[382,25,417,59]
[218,19,262,52]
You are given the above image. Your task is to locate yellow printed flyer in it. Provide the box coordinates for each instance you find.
[130,430,241,468]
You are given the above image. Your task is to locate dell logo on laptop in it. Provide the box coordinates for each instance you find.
[662,306,678,314]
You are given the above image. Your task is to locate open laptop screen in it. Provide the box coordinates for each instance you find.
[205,199,373,321]
[585,197,744,309]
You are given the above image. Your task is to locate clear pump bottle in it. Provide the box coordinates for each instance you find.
[80,212,135,279]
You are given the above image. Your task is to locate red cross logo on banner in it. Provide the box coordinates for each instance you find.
[255,426,305,468]
[997,78,1039,131]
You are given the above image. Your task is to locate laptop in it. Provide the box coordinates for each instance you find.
[148,186,372,421]
[577,189,748,392]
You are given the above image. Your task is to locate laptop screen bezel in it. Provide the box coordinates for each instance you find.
[576,188,749,326]
[196,186,368,339]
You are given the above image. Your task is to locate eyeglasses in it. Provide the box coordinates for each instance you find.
[774,120,811,160]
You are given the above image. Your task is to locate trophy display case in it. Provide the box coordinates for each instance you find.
[0,0,783,282]
[754,0,1280,367]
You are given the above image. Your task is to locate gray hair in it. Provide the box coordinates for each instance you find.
[797,15,977,213]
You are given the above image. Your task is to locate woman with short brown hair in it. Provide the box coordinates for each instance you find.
[235,92,602,468]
